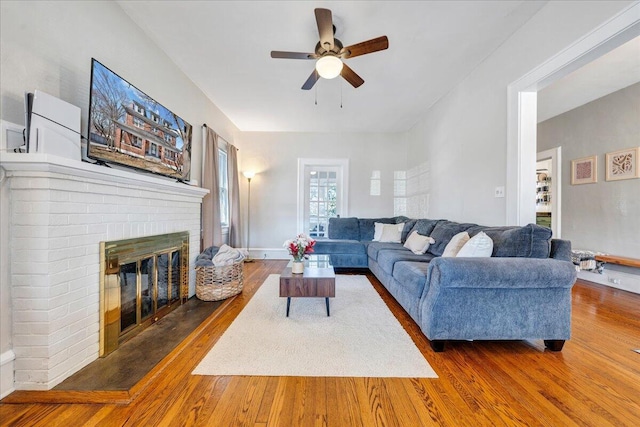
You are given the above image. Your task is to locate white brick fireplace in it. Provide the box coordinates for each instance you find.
[0,153,208,391]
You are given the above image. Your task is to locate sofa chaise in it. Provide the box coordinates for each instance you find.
[313,216,577,352]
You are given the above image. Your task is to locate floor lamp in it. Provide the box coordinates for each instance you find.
[243,171,256,262]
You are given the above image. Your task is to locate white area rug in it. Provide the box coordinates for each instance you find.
[192,274,437,378]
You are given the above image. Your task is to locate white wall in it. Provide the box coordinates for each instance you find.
[538,83,640,256]
[0,0,238,395]
[0,0,238,177]
[405,1,633,226]
[235,131,407,253]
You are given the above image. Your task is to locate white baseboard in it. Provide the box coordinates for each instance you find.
[578,269,640,295]
[247,248,288,260]
[0,349,15,399]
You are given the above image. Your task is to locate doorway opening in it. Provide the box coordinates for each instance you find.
[506,5,639,227]
[536,147,561,238]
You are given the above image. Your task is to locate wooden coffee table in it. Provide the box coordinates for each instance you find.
[279,255,335,317]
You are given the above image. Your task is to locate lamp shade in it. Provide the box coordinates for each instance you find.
[243,171,256,180]
[315,56,343,79]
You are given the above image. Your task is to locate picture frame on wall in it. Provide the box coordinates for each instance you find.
[605,147,640,181]
[571,155,598,185]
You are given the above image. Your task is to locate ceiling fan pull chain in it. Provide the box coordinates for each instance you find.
[340,79,343,108]
[315,84,318,105]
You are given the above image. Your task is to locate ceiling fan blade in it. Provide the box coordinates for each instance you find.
[315,8,334,51]
[301,70,320,90]
[271,51,317,60]
[341,63,364,88]
[341,36,389,59]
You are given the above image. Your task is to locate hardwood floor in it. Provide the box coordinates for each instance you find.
[1,260,639,426]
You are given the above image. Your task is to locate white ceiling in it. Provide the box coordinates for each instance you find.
[118,1,547,133]
[538,36,640,122]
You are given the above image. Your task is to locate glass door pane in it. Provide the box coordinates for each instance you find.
[157,253,169,309]
[120,262,137,332]
[140,257,154,321]
[169,251,181,302]
[305,167,340,238]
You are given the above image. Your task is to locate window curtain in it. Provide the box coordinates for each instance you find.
[227,145,243,248]
[202,127,222,248]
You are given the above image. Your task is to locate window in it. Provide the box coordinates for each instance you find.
[218,149,229,227]
[133,117,144,129]
[393,171,407,216]
[147,143,158,157]
[370,170,381,196]
[133,103,145,115]
[131,135,142,148]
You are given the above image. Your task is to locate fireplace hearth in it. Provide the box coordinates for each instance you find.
[100,232,190,356]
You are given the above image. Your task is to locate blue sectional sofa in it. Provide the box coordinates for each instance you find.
[313,216,577,352]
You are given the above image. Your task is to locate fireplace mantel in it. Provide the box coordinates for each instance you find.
[0,152,208,198]
[0,152,207,390]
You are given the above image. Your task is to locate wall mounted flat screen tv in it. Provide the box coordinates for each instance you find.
[87,59,191,181]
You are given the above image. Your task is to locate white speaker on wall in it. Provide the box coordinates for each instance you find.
[25,90,81,161]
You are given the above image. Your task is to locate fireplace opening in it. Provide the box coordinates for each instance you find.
[100,232,189,356]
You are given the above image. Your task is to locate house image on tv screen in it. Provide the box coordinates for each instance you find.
[88,59,192,180]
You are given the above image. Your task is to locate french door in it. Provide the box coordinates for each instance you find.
[298,159,349,237]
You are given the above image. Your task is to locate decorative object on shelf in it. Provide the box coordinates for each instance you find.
[605,147,640,181]
[571,155,597,185]
[536,172,552,207]
[243,171,256,262]
[283,233,316,274]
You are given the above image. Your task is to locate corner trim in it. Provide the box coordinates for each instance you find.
[0,349,16,400]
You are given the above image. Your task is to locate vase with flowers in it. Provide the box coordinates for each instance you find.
[283,233,316,274]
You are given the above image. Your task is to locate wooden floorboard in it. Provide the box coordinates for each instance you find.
[1,260,640,426]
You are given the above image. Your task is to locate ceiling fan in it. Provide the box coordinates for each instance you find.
[270,8,389,90]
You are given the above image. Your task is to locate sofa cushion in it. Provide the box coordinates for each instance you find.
[378,223,404,243]
[457,231,493,257]
[403,231,435,254]
[392,261,431,300]
[377,249,435,275]
[328,217,359,240]
[313,239,365,255]
[401,219,417,243]
[367,242,407,260]
[359,217,396,241]
[427,221,477,257]
[410,218,440,237]
[466,223,552,258]
[442,231,470,257]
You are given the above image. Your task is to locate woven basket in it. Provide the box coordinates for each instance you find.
[195,261,244,301]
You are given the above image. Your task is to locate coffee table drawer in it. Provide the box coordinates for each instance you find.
[279,277,335,297]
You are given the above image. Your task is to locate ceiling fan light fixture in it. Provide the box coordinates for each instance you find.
[315,55,343,79]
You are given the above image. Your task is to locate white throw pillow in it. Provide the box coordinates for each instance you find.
[403,231,435,255]
[456,231,493,257]
[373,222,385,241]
[442,232,470,257]
[378,223,404,243]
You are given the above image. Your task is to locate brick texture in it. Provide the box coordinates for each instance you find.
[9,172,204,390]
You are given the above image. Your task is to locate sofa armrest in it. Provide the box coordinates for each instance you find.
[420,257,576,343]
[426,257,577,291]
